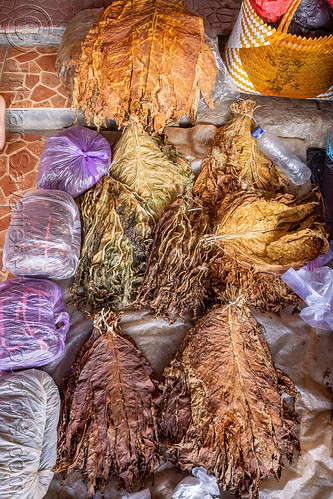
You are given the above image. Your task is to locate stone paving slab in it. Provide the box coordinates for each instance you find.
[0,0,240,37]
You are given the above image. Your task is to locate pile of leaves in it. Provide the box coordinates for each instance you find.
[212,191,327,274]
[56,309,161,498]
[138,100,327,317]
[159,301,300,499]
[72,124,193,309]
[72,0,217,132]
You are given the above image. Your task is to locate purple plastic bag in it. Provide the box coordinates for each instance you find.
[37,125,111,198]
[0,277,70,371]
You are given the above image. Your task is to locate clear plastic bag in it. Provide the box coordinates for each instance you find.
[172,467,220,499]
[0,277,69,371]
[37,125,112,198]
[197,36,239,115]
[3,189,81,279]
[281,244,333,330]
[0,369,60,499]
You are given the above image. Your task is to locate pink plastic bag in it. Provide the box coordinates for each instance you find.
[0,277,69,371]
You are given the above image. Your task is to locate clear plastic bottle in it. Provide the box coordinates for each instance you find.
[252,126,312,186]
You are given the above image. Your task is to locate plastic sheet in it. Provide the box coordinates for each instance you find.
[3,189,81,279]
[282,265,333,331]
[172,467,220,498]
[44,301,333,499]
[197,36,239,115]
[0,369,60,499]
[37,125,112,198]
[0,277,69,371]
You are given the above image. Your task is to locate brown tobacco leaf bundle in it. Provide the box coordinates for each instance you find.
[72,0,217,132]
[72,125,193,309]
[160,302,300,499]
[193,100,288,215]
[136,198,214,321]
[210,253,299,313]
[211,191,328,275]
[56,309,161,498]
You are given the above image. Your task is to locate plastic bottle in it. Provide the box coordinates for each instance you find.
[252,126,312,186]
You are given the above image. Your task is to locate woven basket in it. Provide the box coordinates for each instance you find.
[223,0,333,99]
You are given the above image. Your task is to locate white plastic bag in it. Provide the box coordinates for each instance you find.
[281,243,333,330]
[3,189,81,279]
[0,369,60,499]
[172,467,220,499]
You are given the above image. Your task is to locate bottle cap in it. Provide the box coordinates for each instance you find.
[252,126,263,139]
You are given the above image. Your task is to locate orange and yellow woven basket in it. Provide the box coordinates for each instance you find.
[223,0,333,99]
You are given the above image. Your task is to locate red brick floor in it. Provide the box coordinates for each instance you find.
[0,0,240,34]
[0,46,69,109]
[0,133,47,282]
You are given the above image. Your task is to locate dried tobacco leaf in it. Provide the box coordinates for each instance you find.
[160,302,300,499]
[56,309,161,498]
[72,176,153,309]
[211,191,328,275]
[73,0,217,132]
[193,100,289,214]
[72,125,193,309]
[136,198,213,321]
[210,253,299,313]
[110,124,193,220]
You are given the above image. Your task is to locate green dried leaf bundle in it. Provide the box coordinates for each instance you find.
[160,302,300,499]
[72,0,217,132]
[72,175,154,309]
[110,124,193,220]
[136,198,213,321]
[72,125,193,309]
[56,309,161,498]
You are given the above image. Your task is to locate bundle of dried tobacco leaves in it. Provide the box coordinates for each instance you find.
[160,301,300,499]
[72,124,193,309]
[193,100,289,214]
[72,0,217,132]
[211,191,327,274]
[137,198,213,320]
[56,309,161,498]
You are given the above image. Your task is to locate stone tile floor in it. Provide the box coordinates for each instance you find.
[0,0,241,35]
[0,46,69,109]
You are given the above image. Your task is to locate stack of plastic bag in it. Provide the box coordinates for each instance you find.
[3,189,81,280]
[0,369,60,499]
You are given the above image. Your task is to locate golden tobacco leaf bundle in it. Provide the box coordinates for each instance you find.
[72,0,217,132]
